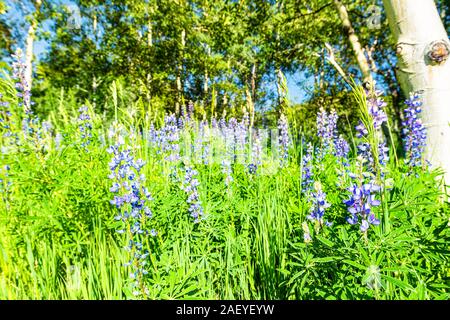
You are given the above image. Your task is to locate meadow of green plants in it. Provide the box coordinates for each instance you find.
[0,52,449,300]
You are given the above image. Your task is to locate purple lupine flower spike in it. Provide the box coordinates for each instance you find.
[402,93,427,168]
[301,143,314,193]
[78,106,92,149]
[278,113,290,167]
[307,182,332,227]
[181,167,204,223]
[108,138,155,297]
[343,158,382,233]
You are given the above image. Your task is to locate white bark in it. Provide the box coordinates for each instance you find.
[334,0,373,84]
[175,29,186,115]
[203,45,210,102]
[25,0,42,91]
[25,22,36,90]
[383,0,450,187]
[148,17,152,47]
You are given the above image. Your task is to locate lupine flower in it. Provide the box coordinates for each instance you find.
[187,100,194,120]
[307,182,332,227]
[193,125,203,164]
[355,121,368,139]
[161,114,180,163]
[177,116,184,129]
[78,106,92,149]
[378,142,389,167]
[218,117,227,131]
[343,158,381,233]
[354,88,389,173]
[200,121,210,165]
[12,49,41,145]
[344,183,381,232]
[301,143,314,193]
[222,118,237,164]
[249,132,262,175]
[211,117,218,130]
[42,121,52,133]
[402,93,427,168]
[148,123,158,146]
[235,117,248,164]
[54,133,64,150]
[192,120,210,165]
[316,108,338,155]
[160,114,180,179]
[221,159,233,188]
[328,109,338,137]
[181,167,204,223]
[12,49,33,115]
[278,113,290,167]
[357,142,374,167]
[242,111,250,128]
[107,140,155,297]
[248,164,257,174]
[366,89,388,130]
[334,135,350,166]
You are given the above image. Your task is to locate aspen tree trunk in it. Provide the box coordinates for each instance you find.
[334,0,373,84]
[383,0,450,187]
[203,45,210,107]
[147,11,153,105]
[24,0,42,91]
[175,29,186,115]
[251,63,257,103]
[147,15,152,47]
[276,68,283,106]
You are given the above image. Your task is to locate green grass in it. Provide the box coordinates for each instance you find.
[0,81,449,300]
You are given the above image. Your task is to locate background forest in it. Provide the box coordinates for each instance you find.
[0,0,446,131]
[0,0,449,300]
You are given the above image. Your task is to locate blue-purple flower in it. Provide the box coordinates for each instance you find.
[301,143,314,193]
[402,93,427,168]
[221,159,233,189]
[343,159,381,233]
[307,182,332,227]
[181,167,204,223]
[107,140,155,296]
[316,107,338,157]
[366,89,388,130]
[334,135,350,166]
[12,49,33,116]
[78,106,92,148]
[278,113,290,167]
[249,132,262,175]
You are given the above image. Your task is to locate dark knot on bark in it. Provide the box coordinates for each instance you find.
[426,40,450,65]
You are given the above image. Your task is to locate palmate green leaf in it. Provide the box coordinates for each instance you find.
[315,236,334,248]
[342,259,367,271]
[382,267,413,273]
[381,275,413,291]
[311,256,341,263]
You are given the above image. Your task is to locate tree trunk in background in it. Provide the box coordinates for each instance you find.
[25,0,42,91]
[383,0,450,188]
[334,0,373,84]
[276,68,283,106]
[175,29,186,115]
[251,63,257,104]
[146,11,153,105]
[203,45,210,107]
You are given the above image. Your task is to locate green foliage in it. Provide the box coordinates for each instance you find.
[1,80,449,300]
[1,0,450,300]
